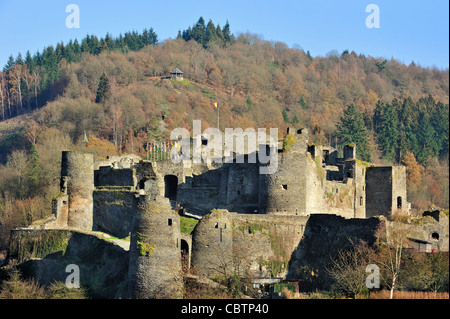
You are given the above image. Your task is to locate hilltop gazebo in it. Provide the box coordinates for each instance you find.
[170,68,184,81]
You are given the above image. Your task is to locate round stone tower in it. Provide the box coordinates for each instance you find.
[190,209,233,278]
[128,195,183,299]
[262,128,309,214]
[61,151,94,230]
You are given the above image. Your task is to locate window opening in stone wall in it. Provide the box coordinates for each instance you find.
[323,150,329,164]
[360,196,363,206]
[431,232,439,240]
[397,196,402,209]
[220,228,223,242]
[282,184,288,190]
[168,218,172,226]
[214,222,218,228]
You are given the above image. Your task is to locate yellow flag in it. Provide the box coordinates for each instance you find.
[213,102,218,108]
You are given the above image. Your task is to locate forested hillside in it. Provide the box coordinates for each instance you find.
[0,18,448,249]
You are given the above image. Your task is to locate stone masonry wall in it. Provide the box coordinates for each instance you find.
[366,166,393,217]
[93,190,139,238]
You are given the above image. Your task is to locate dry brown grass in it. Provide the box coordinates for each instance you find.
[368,290,449,299]
[281,288,449,299]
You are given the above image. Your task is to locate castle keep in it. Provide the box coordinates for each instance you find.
[10,127,447,298]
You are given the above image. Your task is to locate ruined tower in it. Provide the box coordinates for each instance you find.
[128,194,183,299]
[261,128,309,214]
[190,209,233,278]
[365,165,408,217]
[61,151,94,230]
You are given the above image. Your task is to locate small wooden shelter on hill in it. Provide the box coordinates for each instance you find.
[170,68,184,80]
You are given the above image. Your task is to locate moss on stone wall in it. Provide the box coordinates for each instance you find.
[135,232,156,257]
[9,230,71,263]
[314,156,326,184]
[282,133,298,152]
[232,217,296,278]
[235,220,269,235]
[355,159,372,168]
[258,258,289,277]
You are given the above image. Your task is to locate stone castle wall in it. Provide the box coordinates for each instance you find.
[190,210,384,282]
[93,190,139,238]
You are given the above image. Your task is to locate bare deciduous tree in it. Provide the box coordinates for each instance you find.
[376,215,411,299]
[328,240,376,298]
[7,150,29,186]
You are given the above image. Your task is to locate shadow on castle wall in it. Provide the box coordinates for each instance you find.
[284,214,381,291]
[13,230,129,299]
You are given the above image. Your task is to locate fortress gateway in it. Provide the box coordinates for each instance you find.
[11,127,431,298]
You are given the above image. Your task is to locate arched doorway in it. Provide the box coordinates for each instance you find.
[164,175,178,201]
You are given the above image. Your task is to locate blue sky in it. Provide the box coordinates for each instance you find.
[0,0,448,69]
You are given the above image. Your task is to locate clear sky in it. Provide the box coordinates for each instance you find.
[0,0,448,69]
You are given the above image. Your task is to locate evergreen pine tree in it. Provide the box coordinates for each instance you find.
[89,35,101,55]
[416,111,439,163]
[73,39,81,62]
[298,95,308,110]
[431,102,449,156]
[55,43,65,62]
[15,53,24,65]
[25,51,35,73]
[63,41,74,63]
[216,25,225,43]
[28,143,41,193]
[372,99,385,134]
[335,104,371,162]
[222,20,232,43]
[104,33,116,50]
[182,27,193,41]
[282,108,289,123]
[397,97,419,156]
[376,102,399,162]
[147,28,158,45]
[4,55,15,72]
[205,20,218,45]
[192,17,206,46]
[81,37,90,53]
[95,72,110,103]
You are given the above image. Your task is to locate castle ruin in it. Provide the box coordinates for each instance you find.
[8,127,448,298]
